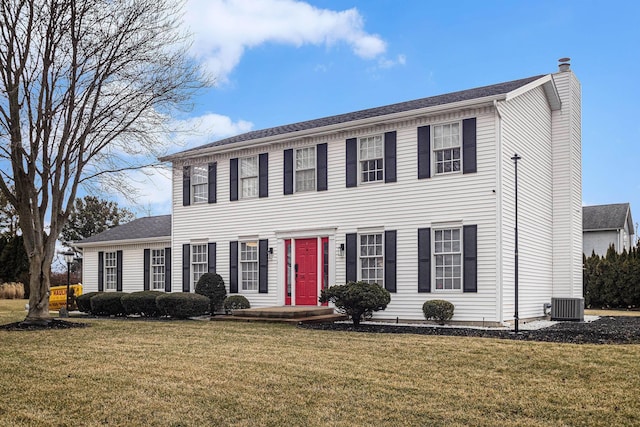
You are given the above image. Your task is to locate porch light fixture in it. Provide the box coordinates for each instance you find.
[268,247,274,259]
[511,153,521,334]
[339,243,345,257]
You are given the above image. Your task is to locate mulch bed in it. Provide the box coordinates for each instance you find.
[300,316,640,344]
[0,319,88,331]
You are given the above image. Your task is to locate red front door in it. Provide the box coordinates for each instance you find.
[295,238,318,305]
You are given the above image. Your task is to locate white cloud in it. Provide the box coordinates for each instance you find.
[170,113,254,150]
[184,0,387,82]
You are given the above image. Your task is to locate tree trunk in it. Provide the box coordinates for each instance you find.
[24,252,53,324]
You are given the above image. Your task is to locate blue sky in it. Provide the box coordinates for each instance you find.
[120,0,640,226]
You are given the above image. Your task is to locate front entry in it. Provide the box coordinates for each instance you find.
[294,238,318,305]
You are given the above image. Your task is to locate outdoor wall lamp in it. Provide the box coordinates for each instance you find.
[268,247,274,259]
[339,243,345,256]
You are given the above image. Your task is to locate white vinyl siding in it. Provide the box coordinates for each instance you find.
[104,252,117,290]
[359,135,383,183]
[434,228,462,291]
[433,122,461,174]
[240,156,258,199]
[360,233,383,287]
[295,147,316,192]
[240,242,258,291]
[191,244,207,289]
[151,249,165,290]
[191,165,208,204]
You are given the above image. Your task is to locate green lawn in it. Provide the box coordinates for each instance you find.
[1,300,639,426]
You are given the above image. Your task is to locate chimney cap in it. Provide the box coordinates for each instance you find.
[558,57,571,63]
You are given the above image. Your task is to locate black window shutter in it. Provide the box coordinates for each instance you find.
[463,118,477,174]
[259,153,268,198]
[143,249,150,291]
[417,126,431,179]
[384,230,397,292]
[463,225,478,293]
[229,241,238,293]
[346,233,357,282]
[346,138,357,188]
[208,162,217,204]
[259,239,268,293]
[208,242,216,273]
[182,244,190,292]
[164,248,171,292]
[183,166,191,206]
[317,143,328,191]
[418,228,431,292]
[384,131,397,183]
[284,149,293,195]
[230,158,238,201]
[98,251,104,292]
[116,250,123,292]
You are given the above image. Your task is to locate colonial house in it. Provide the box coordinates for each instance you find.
[79,60,583,324]
[583,203,634,256]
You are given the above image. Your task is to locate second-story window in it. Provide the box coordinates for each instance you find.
[433,122,461,174]
[295,147,316,192]
[240,156,258,198]
[359,135,384,183]
[191,165,208,204]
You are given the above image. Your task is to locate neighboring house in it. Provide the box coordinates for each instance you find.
[583,203,635,256]
[76,215,172,292]
[81,60,583,324]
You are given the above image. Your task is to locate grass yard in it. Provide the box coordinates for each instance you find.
[1,300,639,427]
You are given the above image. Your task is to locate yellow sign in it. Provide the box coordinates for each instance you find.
[49,284,83,310]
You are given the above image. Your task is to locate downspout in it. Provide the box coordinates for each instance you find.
[494,99,504,324]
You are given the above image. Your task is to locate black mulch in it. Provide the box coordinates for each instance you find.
[0,319,88,331]
[300,316,640,344]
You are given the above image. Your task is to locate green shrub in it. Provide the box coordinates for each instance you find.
[319,281,391,326]
[422,300,455,325]
[195,273,227,315]
[76,291,102,313]
[155,292,209,319]
[121,291,164,317]
[90,292,126,316]
[223,295,250,313]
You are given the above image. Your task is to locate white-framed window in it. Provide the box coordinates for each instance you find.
[360,233,383,287]
[151,249,165,290]
[240,241,259,291]
[191,244,207,289]
[295,147,316,192]
[191,165,208,204]
[434,228,462,290]
[104,252,117,290]
[240,156,258,199]
[359,135,384,183]
[433,122,461,174]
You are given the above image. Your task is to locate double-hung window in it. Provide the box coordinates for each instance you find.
[433,122,461,174]
[359,135,384,183]
[434,228,462,290]
[360,233,383,287]
[240,242,258,291]
[151,249,165,290]
[191,244,207,289]
[191,165,208,203]
[240,156,258,198]
[104,252,117,290]
[295,147,316,192]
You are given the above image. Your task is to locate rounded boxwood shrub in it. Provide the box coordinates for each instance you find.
[155,292,209,319]
[90,292,126,316]
[121,291,164,317]
[76,291,101,313]
[223,295,250,313]
[195,273,227,315]
[422,299,455,325]
[319,281,391,326]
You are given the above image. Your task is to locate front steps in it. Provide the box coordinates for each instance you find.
[212,306,347,324]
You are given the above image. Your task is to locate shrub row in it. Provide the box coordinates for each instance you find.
[584,246,640,309]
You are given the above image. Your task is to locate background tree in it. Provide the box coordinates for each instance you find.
[0,0,204,324]
[61,196,134,246]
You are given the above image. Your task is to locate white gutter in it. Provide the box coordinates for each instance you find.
[494,99,504,324]
[160,95,508,162]
[74,236,170,248]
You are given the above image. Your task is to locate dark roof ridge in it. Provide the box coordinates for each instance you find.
[76,214,171,245]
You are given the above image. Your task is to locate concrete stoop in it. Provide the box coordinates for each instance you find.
[211,306,347,324]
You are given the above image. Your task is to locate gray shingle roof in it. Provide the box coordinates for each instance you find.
[171,74,545,157]
[76,215,171,245]
[583,204,634,233]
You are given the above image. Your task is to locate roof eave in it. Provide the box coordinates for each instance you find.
[74,235,170,248]
[504,74,561,111]
[160,94,507,162]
